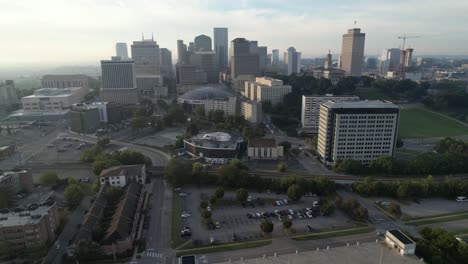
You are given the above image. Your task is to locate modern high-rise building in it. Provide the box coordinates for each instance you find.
[378,48,400,76]
[131,38,160,75]
[0,80,18,106]
[244,77,292,105]
[284,47,301,75]
[177,40,188,64]
[115,42,129,59]
[230,38,259,78]
[188,42,195,53]
[257,46,268,72]
[272,49,279,65]
[100,57,139,104]
[190,51,218,83]
[317,100,399,166]
[404,48,414,68]
[194,34,212,51]
[249,41,258,54]
[214,27,228,68]
[301,95,359,132]
[340,28,366,76]
[160,48,173,78]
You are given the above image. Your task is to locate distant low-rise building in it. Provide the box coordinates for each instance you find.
[247,138,283,160]
[312,68,346,85]
[99,164,146,187]
[21,87,86,112]
[0,202,58,250]
[0,169,33,193]
[41,74,90,93]
[184,132,242,162]
[385,230,416,256]
[69,105,101,133]
[0,80,18,106]
[0,145,15,159]
[244,77,292,105]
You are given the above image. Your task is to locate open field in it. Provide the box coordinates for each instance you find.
[399,108,468,138]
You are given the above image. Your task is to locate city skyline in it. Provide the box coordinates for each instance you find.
[2,0,468,65]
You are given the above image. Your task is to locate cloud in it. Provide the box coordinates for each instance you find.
[0,0,467,65]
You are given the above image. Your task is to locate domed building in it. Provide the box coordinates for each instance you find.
[184,132,243,163]
[177,86,237,116]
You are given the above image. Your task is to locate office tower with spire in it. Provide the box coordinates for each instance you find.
[194,34,212,51]
[115,43,129,59]
[213,27,228,68]
[284,47,301,75]
[230,38,259,78]
[340,28,366,76]
[131,34,160,75]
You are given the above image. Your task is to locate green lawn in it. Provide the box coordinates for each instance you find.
[399,108,468,138]
[171,192,184,248]
[291,226,374,241]
[406,212,468,226]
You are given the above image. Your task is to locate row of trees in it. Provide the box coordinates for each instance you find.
[372,79,428,101]
[164,159,336,197]
[352,176,468,199]
[422,80,468,123]
[337,197,368,221]
[416,227,468,264]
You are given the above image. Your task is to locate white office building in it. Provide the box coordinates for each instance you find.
[99,164,146,188]
[241,99,263,124]
[41,74,90,94]
[100,57,139,104]
[317,100,400,166]
[244,77,292,105]
[301,95,359,132]
[22,87,85,112]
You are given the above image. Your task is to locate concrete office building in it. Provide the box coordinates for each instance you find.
[41,74,90,93]
[233,75,255,91]
[385,230,416,256]
[22,87,85,112]
[69,105,101,133]
[194,34,212,51]
[0,80,18,106]
[244,77,292,105]
[285,47,301,75]
[272,49,280,65]
[177,40,188,65]
[241,99,263,124]
[301,95,359,132]
[317,100,399,166]
[115,42,129,59]
[247,138,284,160]
[176,64,208,85]
[99,164,146,187]
[131,38,161,75]
[100,57,139,105]
[214,27,228,68]
[160,48,173,78]
[340,28,366,76]
[78,102,123,123]
[184,132,242,162]
[0,170,33,193]
[0,202,58,250]
[191,51,218,83]
[230,38,259,78]
[378,48,400,76]
[257,46,268,72]
[205,96,237,116]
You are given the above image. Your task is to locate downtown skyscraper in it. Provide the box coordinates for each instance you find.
[214,27,228,69]
[340,28,366,76]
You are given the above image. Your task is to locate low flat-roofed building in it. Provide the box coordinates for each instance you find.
[0,202,58,250]
[99,164,146,187]
[69,104,101,133]
[247,138,283,160]
[184,132,243,162]
[385,230,416,256]
[21,87,86,112]
[0,170,33,193]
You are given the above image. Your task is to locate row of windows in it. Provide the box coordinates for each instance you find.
[340,115,394,119]
[340,120,394,124]
[340,125,394,128]
[339,129,393,133]
[337,150,391,155]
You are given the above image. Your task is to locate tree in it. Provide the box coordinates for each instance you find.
[277,162,287,172]
[333,159,364,174]
[78,241,102,261]
[260,220,274,234]
[195,105,205,119]
[320,202,335,216]
[67,177,77,186]
[209,195,217,205]
[80,146,102,162]
[236,188,249,203]
[287,184,303,202]
[215,187,225,199]
[387,202,402,218]
[114,150,147,165]
[164,159,192,186]
[96,138,110,148]
[201,209,212,219]
[0,240,16,260]
[186,122,199,137]
[262,101,272,113]
[39,171,59,187]
[282,219,292,229]
[278,141,291,152]
[92,156,120,175]
[132,116,148,129]
[25,242,47,262]
[242,126,253,139]
[64,184,84,208]
[200,200,208,209]
[175,135,185,149]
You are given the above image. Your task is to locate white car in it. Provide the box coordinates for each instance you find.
[306,211,313,218]
[313,201,319,207]
[210,237,216,244]
[288,209,295,215]
[282,199,288,204]
[179,192,188,197]
[456,196,468,202]
[247,196,252,202]
[181,212,191,218]
[206,206,211,212]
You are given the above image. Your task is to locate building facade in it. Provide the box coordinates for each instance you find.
[194,34,212,52]
[131,38,161,75]
[190,51,218,83]
[378,48,400,76]
[21,87,85,112]
[204,96,237,117]
[0,170,33,193]
[214,27,228,69]
[0,80,18,106]
[244,77,292,105]
[385,230,416,256]
[69,105,101,133]
[271,49,279,65]
[247,138,284,160]
[241,100,263,124]
[41,74,90,92]
[284,47,301,75]
[340,28,366,76]
[99,164,146,187]
[230,38,259,78]
[301,95,359,132]
[317,100,399,166]
[100,57,139,104]
[160,48,173,78]
[115,42,129,59]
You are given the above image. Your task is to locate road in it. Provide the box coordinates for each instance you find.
[42,196,92,264]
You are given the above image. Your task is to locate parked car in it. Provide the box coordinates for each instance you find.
[210,237,216,244]
[456,196,468,202]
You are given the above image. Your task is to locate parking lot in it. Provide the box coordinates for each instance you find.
[28,137,92,164]
[177,187,353,246]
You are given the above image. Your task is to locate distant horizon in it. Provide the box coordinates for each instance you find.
[2,0,468,66]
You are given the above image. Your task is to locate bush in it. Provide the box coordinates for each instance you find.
[287,184,303,202]
[277,162,287,172]
[39,171,59,187]
[215,187,225,199]
[209,195,217,205]
[200,200,208,209]
[236,188,249,203]
[282,219,292,229]
[387,202,402,218]
[260,220,274,234]
[320,202,335,216]
[64,184,84,208]
[201,210,212,219]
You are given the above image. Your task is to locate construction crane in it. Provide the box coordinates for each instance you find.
[398,34,421,50]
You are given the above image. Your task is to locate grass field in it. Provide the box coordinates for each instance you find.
[405,212,468,226]
[171,192,184,249]
[399,108,468,138]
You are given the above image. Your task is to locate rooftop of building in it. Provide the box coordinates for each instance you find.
[179,86,234,101]
[0,202,55,227]
[41,74,89,80]
[99,164,145,178]
[303,94,358,99]
[313,67,346,72]
[0,145,13,151]
[322,100,399,109]
[23,87,82,98]
[16,186,54,209]
[387,230,415,245]
[76,187,107,241]
[248,138,278,148]
[185,132,242,149]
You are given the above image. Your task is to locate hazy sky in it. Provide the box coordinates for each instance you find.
[1,0,468,65]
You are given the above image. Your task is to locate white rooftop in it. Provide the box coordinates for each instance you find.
[323,100,399,109]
